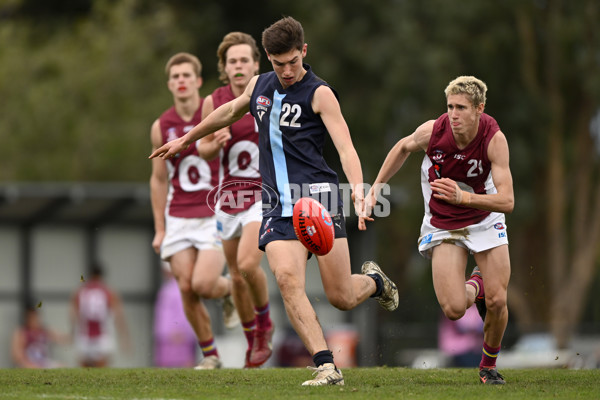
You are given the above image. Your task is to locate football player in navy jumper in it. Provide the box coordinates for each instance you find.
[150,16,399,386]
[365,76,513,384]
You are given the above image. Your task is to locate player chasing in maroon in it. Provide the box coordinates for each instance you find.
[197,32,274,368]
[150,52,239,370]
[365,76,513,384]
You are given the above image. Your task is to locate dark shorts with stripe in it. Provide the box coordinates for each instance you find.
[258,205,347,253]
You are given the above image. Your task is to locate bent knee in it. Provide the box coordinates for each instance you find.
[228,270,247,287]
[328,294,355,311]
[176,280,194,296]
[486,294,507,315]
[191,280,214,298]
[237,261,259,279]
[274,274,303,299]
[441,304,466,321]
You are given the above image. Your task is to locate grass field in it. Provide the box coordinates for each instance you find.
[1,367,599,400]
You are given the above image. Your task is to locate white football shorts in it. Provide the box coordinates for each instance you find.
[418,212,508,259]
[75,334,114,362]
[217,200,263,241]
[161,214,222,260]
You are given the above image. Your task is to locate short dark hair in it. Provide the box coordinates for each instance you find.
[261,16,304,55]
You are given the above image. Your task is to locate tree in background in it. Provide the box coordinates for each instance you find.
[507,0,600,348]
[1,0,598,352]
[0,0,193,180]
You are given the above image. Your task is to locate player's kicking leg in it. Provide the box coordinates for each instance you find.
[361,261,399,311]
[301,239,397,386]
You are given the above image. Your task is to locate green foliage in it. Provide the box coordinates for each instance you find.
[0,0,191,181]
[1,367,599,400]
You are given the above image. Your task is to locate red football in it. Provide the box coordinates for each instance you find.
[293,197,335,256]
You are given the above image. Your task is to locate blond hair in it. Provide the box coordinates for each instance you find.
[164,52,202,77]
[216,32,260,84]
[444,76,487,106]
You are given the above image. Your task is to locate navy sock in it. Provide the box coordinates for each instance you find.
[368,273,383,297]
[312,350,334,367]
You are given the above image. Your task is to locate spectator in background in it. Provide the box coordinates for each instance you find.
[70,262,131,367]
[153,263,198,367]
[11,303,69,368]
[438,305,483,367]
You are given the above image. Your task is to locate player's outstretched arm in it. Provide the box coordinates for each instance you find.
[197,94,232,161]
[364,121,433,218]
[149,76,257,160]
[313,85,367,230]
